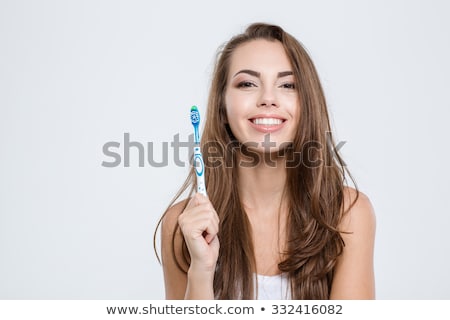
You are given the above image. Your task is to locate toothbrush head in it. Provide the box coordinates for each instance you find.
[190,105,201,144]
[190,105,200,126]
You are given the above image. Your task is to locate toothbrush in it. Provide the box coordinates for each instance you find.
[190,106,207,196]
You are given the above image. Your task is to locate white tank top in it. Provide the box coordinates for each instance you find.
[255,273,291,300]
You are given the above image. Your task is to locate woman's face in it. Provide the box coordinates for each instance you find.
[225,39,300,153]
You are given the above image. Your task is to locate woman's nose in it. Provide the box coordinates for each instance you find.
[257,86,278,108]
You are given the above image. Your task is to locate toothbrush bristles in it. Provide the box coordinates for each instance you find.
[190,106,200,124]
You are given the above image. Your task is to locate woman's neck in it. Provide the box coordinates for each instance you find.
[237,152,288,216]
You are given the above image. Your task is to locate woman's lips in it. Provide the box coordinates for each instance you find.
[248,117,287,133]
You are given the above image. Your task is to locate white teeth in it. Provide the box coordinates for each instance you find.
[252,118,283,125]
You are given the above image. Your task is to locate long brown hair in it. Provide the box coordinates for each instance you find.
[155,22,359,299]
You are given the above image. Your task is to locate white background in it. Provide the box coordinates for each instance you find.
[1,0,449,299]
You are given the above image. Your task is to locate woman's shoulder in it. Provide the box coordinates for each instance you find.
[331,186,376,299]
[160,198,190,299]
[340,186,376,233]
[161,198,190,233]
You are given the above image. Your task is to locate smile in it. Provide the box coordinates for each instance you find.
[248,116,287,133]
[251,118,284,125]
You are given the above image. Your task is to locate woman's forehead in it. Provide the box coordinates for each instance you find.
[228,39,292,75]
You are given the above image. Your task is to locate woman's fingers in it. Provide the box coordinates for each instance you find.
[178,204,219,239]
[181,194,219,230]
[177,193,220,271]
[184,193,209,210]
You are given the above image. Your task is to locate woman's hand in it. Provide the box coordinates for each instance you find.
[178,193,220,276]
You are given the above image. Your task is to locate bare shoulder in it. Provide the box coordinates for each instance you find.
[340,186,376,234]
[160,198,190,299]
[330,187,376,299]
[161,199,190,235]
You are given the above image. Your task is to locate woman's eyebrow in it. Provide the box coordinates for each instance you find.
[233,69,260,78]
[233,69,293,78]
[278,71,293,78]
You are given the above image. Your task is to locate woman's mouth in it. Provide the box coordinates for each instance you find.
[251,118,284,125]
[248,116,287,133]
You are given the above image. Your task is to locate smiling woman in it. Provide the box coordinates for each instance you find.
[154,22,376,300]
[225,40,299,151]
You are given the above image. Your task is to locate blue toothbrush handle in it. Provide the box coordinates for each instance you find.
[194,146,207,196]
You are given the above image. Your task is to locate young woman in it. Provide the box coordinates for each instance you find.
[155,23,376,300]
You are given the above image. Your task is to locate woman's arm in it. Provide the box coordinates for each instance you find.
[330,187,376,299]
[161,194,220,299]
[161,200,188,299]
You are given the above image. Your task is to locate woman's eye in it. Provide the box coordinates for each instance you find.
[280,83,296,89]
[237,81,256,88]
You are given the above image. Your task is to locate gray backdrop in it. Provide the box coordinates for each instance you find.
[1,0,449,299]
